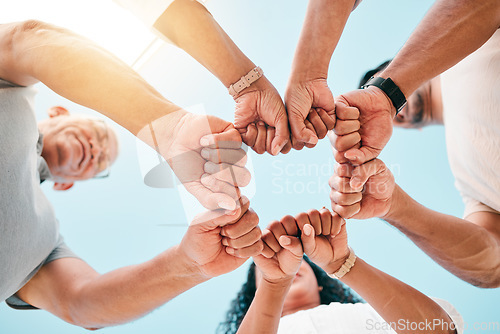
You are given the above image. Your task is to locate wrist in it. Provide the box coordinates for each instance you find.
[260,276,294,291]
[381,184,405,222]
[232,74,275,100]
[171,244,212,282]
[326,246,355,279]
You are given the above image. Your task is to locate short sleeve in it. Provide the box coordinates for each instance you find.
[432,298,465,334]
[5,238,79,310]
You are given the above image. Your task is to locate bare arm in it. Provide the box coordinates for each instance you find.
[16,204,264,329]
[340,258,456,334]
[16,248,206,329]
[0,20,179,136]
[380,0,500,102]
[384,185,500,288]
[154,0,290,155]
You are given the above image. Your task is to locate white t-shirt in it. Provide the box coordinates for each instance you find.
[277,298,464,334]
[440,29,500,218]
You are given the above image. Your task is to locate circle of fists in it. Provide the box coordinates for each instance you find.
[253,208,350,283]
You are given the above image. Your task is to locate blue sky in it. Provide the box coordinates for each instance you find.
[1,0,499,333]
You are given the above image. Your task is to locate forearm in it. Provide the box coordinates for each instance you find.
[289,0,356,81]
[237,278,292,334]
[155,0,258,89]
[380,0,500,100]
[384,185,500,288]
[3,20,181,136]
[69,245,208,328]
[340,258,455,334]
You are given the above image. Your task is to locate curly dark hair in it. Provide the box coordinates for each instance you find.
[216,256,363,334]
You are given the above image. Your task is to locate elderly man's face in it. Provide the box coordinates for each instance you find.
[38,107,119,182]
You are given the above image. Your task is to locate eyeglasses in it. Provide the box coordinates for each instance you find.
[92,119,111,179]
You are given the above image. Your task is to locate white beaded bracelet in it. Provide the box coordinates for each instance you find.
[328,246,356,279]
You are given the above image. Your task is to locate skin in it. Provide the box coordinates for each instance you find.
[236,210,456,334]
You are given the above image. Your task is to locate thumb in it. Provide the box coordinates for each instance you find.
[278,236,303,258]
[344,146,379,166]
[289,112,318,146]
[300,224,317,256]
[271,113,290,155]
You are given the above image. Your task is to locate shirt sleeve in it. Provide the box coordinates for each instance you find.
[5,237,79,310]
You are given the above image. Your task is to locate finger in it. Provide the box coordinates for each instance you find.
[280,215,299,236]
[335,163,355,178]
[261,242,276,258]
[333,119,360,136]
[204,162,251,187]
[288,112,318,146]
[226,239,264,258]
[239,124,257,148]
[304,120,317,148]
[201,174,240,200]
[200,128,242,149]
[316,108,336,130]
[331,202,360,219]
[330,190,362,206]
[307,109,328,139]
[268,218,289,242]
[344,147,379,166]
[280,139,293,154]
[253,121,267,154]
[294,212,311,233]
[190,195,250,226]
[271,113,290,156]
[222,226,262,249]
[266,126,276,155]
[330,212,344,236]
[350,158,387,190]
[291,136,306,151]
[318,208,332,236]
[332,132,361,152]
[333,149,350,164]
[220,208,259,238]
[328,175,357,193]
[306,209,322,235]
[335,101,359,120]
[278,236,304,258]
[262,225,281,253]
[200,148,247,167]
[300,223,317,256]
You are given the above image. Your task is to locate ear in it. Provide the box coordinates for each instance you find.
[53,182,74,191]
[47,106,70,118]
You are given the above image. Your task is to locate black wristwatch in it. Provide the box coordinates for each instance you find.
[361,76,407,115]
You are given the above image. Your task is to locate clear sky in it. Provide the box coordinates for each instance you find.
[1,0,499,333]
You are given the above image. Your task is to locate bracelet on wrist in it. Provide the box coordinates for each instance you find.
[327,246,356,279]
[361,76,407,115]
[228,66,263,98]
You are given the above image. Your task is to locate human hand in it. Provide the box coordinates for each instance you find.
[328,102,361,164]
[294,208,349,276]
[329,159,395,219]
[284,78,336,150]
[143,111,250,211]
[334,87,394,165]
[234,77,291,155]
[180,197,265,278]
[253,215,304,284]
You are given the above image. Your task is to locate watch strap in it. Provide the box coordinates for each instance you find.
[228,66,263,98]
[328,246,356,279]
[362,76,407,115]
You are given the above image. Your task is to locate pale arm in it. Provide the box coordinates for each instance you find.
[380,0,500,102]
[16,247,207,329]
[384,185,500,288]
[0,20,180,136]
